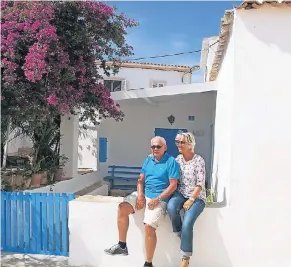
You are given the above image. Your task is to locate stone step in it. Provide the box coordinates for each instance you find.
[109,189,133,197]
[75,181,107,196]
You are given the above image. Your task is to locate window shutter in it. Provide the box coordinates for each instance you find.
[99,137,108,162]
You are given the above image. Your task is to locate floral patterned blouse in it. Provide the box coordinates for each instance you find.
[176,154,206,203]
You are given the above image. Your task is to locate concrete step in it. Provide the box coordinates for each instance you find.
[75,181,108,197]
[109,189,133,197]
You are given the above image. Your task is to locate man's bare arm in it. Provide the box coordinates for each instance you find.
[158,179,178,201]
[137,173,145,197]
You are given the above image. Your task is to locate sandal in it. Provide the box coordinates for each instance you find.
[181,258,190,267]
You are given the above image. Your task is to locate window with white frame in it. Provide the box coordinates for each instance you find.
[104,80,126,92]
[152,81,166,88]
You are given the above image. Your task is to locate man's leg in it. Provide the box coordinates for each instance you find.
[144,224,157,264]
[167,191,186,237]
[143,201,166,267]
[104,194,135,256]
[118,202,134,243]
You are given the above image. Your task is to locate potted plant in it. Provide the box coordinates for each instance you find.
[24,159,47,188]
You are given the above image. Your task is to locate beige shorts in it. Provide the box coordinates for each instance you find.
[124,191,167,229]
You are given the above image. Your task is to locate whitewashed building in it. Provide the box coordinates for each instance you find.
[68,1,291,267]
[102,61,192,91]
[78,62,193,170]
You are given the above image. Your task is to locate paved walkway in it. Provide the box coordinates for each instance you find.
[1,253,91,267]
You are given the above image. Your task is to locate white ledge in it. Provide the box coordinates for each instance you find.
[68,196,229,267]
[111,82,217,101]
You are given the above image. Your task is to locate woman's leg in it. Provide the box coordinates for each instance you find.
[167,191,186,235]
[180,199,205,257]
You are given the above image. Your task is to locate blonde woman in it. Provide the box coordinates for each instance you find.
[167,132,206,267]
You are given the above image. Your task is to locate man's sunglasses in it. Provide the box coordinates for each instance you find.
[175,140,186,145]
[151,145,163,150]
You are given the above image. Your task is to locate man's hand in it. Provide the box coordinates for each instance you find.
[147,198,160,210]
[135,195,146,210]
[183,199,194,211]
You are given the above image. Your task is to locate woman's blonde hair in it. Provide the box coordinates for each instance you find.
[176,131,196,152]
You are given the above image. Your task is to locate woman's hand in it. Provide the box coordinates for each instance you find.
[183,199,194,211]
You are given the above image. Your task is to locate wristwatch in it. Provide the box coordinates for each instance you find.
[157,196,162,203]
[189,197,195,202]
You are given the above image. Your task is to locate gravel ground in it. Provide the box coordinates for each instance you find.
[0,253,92,267]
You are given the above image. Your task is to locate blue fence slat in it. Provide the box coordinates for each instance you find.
[54,194,61,255]
[11,193,18,249]
[5,193,11,249]
[23,193,31,253]
[1,192,75,256]
[1,192,6,250]
[61,194,68,256]
[33,193,42,253]
[48,194,54,253]
[99,137,108,163]
[41,193,48,254]
[18,193,24,250]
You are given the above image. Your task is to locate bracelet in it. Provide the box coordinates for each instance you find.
[189,197,195,202]
[157,196,162,203]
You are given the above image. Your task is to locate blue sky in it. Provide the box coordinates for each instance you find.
[108,1,241,82]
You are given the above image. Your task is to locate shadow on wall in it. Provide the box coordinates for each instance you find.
[78,125,98,164]
[131,207,233,267]
[69,197,233,267]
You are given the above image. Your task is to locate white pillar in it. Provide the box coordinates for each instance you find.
[60,114,79,179]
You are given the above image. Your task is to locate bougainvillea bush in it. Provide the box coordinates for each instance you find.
[1,0,137,125]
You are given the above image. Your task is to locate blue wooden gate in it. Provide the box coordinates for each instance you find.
[1,192,75,256]
[155,128,187,157]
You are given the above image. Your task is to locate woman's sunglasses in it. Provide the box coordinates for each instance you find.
[175,140,186,145]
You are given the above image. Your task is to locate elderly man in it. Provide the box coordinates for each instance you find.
[105,136,180,267]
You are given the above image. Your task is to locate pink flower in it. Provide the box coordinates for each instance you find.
[60,103,70,113]
[31,21,41,31]
[0,96,5,100]
[24,43,48,82]
[46,95,58,106]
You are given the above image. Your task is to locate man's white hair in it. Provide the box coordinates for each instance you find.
[151,136,166,145]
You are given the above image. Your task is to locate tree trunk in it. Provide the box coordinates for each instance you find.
[2,117,11,169]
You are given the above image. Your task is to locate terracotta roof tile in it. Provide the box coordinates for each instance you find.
[96,60,191,73]
[237,0,291,10]
[118,61,191,72]
[209,10,234,82]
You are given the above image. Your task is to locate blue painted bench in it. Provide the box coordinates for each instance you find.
[104,165,141,191]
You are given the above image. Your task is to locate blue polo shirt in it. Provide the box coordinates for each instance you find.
[141,153,180,202]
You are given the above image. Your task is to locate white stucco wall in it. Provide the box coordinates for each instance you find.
[78,124,98,170]
[200,36,219,82]
[106,67,191,90]
[210,6,291,266]
[69,197,219,267]
[211,22,234,202]
[6,131,33,155]
[59,115,79,179]
[27,171,101,193]
[97,91,217,178]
